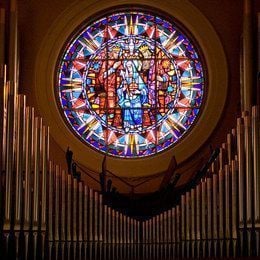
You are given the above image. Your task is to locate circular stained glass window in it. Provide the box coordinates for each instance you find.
[56,10,205,158]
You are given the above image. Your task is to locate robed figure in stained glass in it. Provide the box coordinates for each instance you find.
[117,59,149,132]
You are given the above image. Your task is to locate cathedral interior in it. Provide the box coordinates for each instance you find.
[0,0,260,259]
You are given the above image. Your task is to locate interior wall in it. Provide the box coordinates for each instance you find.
[14,0,258,193]
[177,0,243,184]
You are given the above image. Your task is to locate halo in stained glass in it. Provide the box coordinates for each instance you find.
[56,10,205,158]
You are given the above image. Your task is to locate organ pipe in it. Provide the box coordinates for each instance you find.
[191,189,195,241]
[73,178,78,241]
[227,133,232,165]
[252,106,260,226]
[24,107,34,230]
[119,213,123,243]
[33,117,42,230]
[67,174,72,241]
[196,183,201,241]
[4,0,18,232]
[103,205,107,242]
[207,176,212,241]
[172,208,176,244]
[115,210,119,244]
[48,161,53,241]
[152,216,156,243]
[78,181,83,241]
[61,170,66,241]
[84,185,88,241]
[219,169,224,240]
[99,194,103,241]
[244,113,253,225]
[14,95,26,230]
[181,195,185,242]
[107,206,111,243]
[231,159,238,239]
[54,165,60,241]
[123,215,127,244]
[237,117,246,227]
[212,173,218,240]
[41,125,48,231]
[156,215,159,243]
[89,188,93,241]
[225,164,231,239]
[167,209,172,243]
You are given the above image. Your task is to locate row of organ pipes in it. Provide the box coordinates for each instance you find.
[143,108,260,257]
[0,69,141,259]
[0,1,260,259]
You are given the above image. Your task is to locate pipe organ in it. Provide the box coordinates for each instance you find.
[2,76,259,259]
[1,1,260,259]
[141,108,260,258]
[0,77,142,259]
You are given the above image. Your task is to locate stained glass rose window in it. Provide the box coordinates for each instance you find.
[56,11,205,157]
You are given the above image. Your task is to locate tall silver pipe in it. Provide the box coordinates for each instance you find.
[201,181,206,241]
[190,188,196,257]
[227,133,232,165]
[14,95,26,230]
[244,114,253,226]
[219,169,224,240]
[186,191,191,242]
[4,80,15,230]
[54,165,60,241]
[225,164,231,240]
[99,194,103,242]
[116,211,119,246]
[252,106,260,226]
[107,207,111,244]
[231,159,238,239]
[156,215,159,243]
[78,182,83,241]
[103,205,107,243]
[67,175,72,241]
[61,170,66,241]
[237,118,246,226]
[40,125,48,231]
[4,0,18,230]
[48,161,53,241]
[207,175,213,257]
[73,178,78,241]
[172,207,176,245]
[176,205,180,256]
[151,216,155,244]
[32,117,42,230]
[94,191,99,241]
[196,183,201,242]
[181,194,185,243]
[168,209,172,243]
[212,174,218,240]
[24,107,34,230]
[89,188,93,241]
[83,185,88,241]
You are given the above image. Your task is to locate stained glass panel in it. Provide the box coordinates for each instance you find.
[56,11,205,158]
